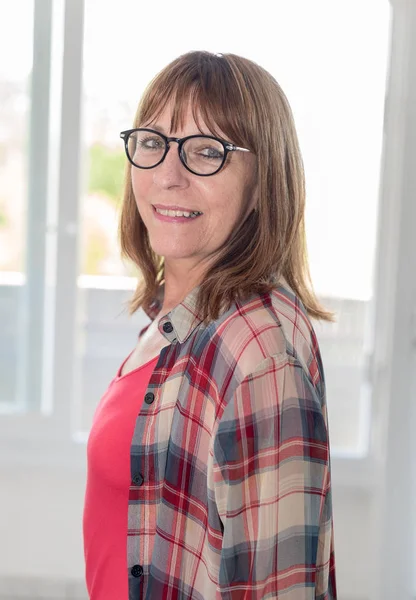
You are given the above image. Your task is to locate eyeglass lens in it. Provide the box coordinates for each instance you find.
[127,130,225,175]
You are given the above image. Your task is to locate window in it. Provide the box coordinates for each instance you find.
[76,0,391,457]
[0,0,395,462]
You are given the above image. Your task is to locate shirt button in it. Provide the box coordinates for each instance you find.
[163,321,173,333]
[144,392,154,404]
[132,473,144,486]
[131,564,143,578]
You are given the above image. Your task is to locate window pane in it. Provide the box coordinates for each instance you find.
[0,1,34,406]
[77,0,391,456]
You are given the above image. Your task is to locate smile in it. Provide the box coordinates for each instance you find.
[153,206,203,222]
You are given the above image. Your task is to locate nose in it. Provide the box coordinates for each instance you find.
[152,142,189,189]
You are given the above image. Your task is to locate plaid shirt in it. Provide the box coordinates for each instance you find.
[128,278,337,599]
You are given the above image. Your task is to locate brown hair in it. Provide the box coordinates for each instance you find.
[119,51,335,324]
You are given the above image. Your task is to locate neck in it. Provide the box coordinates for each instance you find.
[158,259,206,316]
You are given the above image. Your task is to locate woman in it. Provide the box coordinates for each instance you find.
[83,50,337,600]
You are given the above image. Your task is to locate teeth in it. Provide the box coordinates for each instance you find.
[155,208,202,218]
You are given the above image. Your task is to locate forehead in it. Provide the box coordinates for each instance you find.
[143,99,226,139]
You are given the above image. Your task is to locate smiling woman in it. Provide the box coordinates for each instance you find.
[83,50,337,600]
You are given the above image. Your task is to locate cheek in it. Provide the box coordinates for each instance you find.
[131,170,151,204]
[213,183,248,218]
[130,170,138,199]
[199,179,241,212]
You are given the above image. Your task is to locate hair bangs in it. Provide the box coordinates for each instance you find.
[135,55,255,151]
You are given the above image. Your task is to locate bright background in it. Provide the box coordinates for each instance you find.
[1,1,415,599]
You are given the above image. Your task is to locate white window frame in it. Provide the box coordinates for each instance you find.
[370,1,416,596]
[0,0,85,465]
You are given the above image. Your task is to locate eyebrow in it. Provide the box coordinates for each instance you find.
[146,123,167,134]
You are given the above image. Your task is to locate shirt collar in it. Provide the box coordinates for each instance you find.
[143,282,204,344]
[143,276,292,345]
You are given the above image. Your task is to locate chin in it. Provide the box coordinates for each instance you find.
[148,241,197,259]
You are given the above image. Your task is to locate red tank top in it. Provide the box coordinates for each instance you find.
[83,352,159,600]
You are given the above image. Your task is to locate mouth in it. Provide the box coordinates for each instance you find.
[152,205,203,223]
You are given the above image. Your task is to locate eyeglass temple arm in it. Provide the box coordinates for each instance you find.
[227,144,250,153]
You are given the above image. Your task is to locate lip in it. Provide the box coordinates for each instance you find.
[152,204,202,212]
[152,205,203,223]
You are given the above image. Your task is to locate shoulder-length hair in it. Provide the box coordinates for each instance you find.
[119,50,335,324]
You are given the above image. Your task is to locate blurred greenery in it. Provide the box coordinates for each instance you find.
[84,143,141,275]
[82,229,108,275]
[0,204,8,227]
[88,144,125,205]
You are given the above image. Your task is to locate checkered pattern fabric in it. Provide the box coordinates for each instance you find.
[127,278,337,599]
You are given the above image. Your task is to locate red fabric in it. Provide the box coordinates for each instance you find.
[83,353,159,600]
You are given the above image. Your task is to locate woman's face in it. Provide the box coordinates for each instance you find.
[131,102,257,277]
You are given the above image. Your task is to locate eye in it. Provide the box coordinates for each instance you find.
[137,135,165,150]
[190,141,224,161]
[198,146,224,159]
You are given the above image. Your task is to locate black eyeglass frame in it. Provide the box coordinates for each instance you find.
[120,128,251,177]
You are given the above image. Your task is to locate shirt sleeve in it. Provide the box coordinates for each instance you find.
[212,352,337,599]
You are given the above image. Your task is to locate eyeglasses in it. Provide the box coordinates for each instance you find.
[120,128,251,176]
